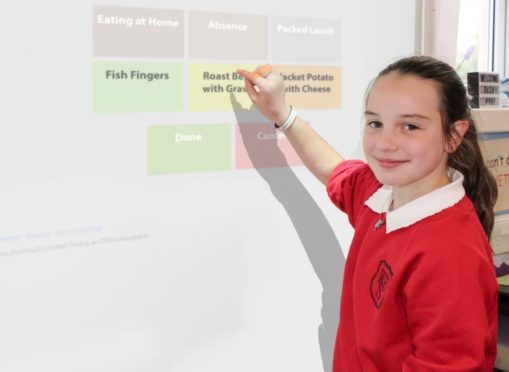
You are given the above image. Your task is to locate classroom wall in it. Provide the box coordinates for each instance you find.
[0,1,417,371]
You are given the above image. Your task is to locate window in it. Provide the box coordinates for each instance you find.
[455,0,491,79]
[455,0,509,78]
[420,0,502,79]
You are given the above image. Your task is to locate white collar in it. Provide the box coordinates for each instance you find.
[364,168,465,233]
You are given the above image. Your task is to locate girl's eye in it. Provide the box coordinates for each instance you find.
[404,123,419,131]
[367,121,382,129]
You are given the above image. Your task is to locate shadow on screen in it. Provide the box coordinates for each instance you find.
[230,93,345,372]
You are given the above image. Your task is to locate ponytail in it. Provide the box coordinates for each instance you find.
[447,117,498,238]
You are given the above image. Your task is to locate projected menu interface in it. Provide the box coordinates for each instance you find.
[93,6,342,174]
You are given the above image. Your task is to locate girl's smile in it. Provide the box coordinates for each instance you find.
[375,158,409,168]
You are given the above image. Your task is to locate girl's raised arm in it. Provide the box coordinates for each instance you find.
[237,65,343,185]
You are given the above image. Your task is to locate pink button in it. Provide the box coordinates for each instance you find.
[235,123,303,169]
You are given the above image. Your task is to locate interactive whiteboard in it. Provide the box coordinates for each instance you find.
[0,1,417,371]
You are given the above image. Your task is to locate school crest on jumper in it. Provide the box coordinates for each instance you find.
[370,260,394,309]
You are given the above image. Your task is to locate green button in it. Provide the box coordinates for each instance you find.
[147,124,232,174]
[93,61,184,112]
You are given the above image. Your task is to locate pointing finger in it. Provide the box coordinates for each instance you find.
[243,76,259,104]
[255,64,272,78]
[237,67,270,89]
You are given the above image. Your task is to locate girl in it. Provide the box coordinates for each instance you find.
[237,56,499,371]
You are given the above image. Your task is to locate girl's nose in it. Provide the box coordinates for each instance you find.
[376,129,399,152]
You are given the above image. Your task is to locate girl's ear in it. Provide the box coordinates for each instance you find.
[446,120,469,153]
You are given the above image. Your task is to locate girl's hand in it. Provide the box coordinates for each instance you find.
[236,65,291,125]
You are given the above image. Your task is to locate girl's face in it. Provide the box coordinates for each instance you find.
[363,72,450,199]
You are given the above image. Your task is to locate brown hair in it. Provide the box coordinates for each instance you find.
[373,55,498,239]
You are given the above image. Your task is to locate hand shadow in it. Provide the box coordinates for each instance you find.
[230,92,345,372]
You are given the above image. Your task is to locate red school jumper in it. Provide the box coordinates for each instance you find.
[327,160,498,372]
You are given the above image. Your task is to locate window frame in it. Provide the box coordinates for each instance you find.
[491,0,506,75]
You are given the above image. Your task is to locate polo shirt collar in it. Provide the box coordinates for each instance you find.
[364,168,465,233]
